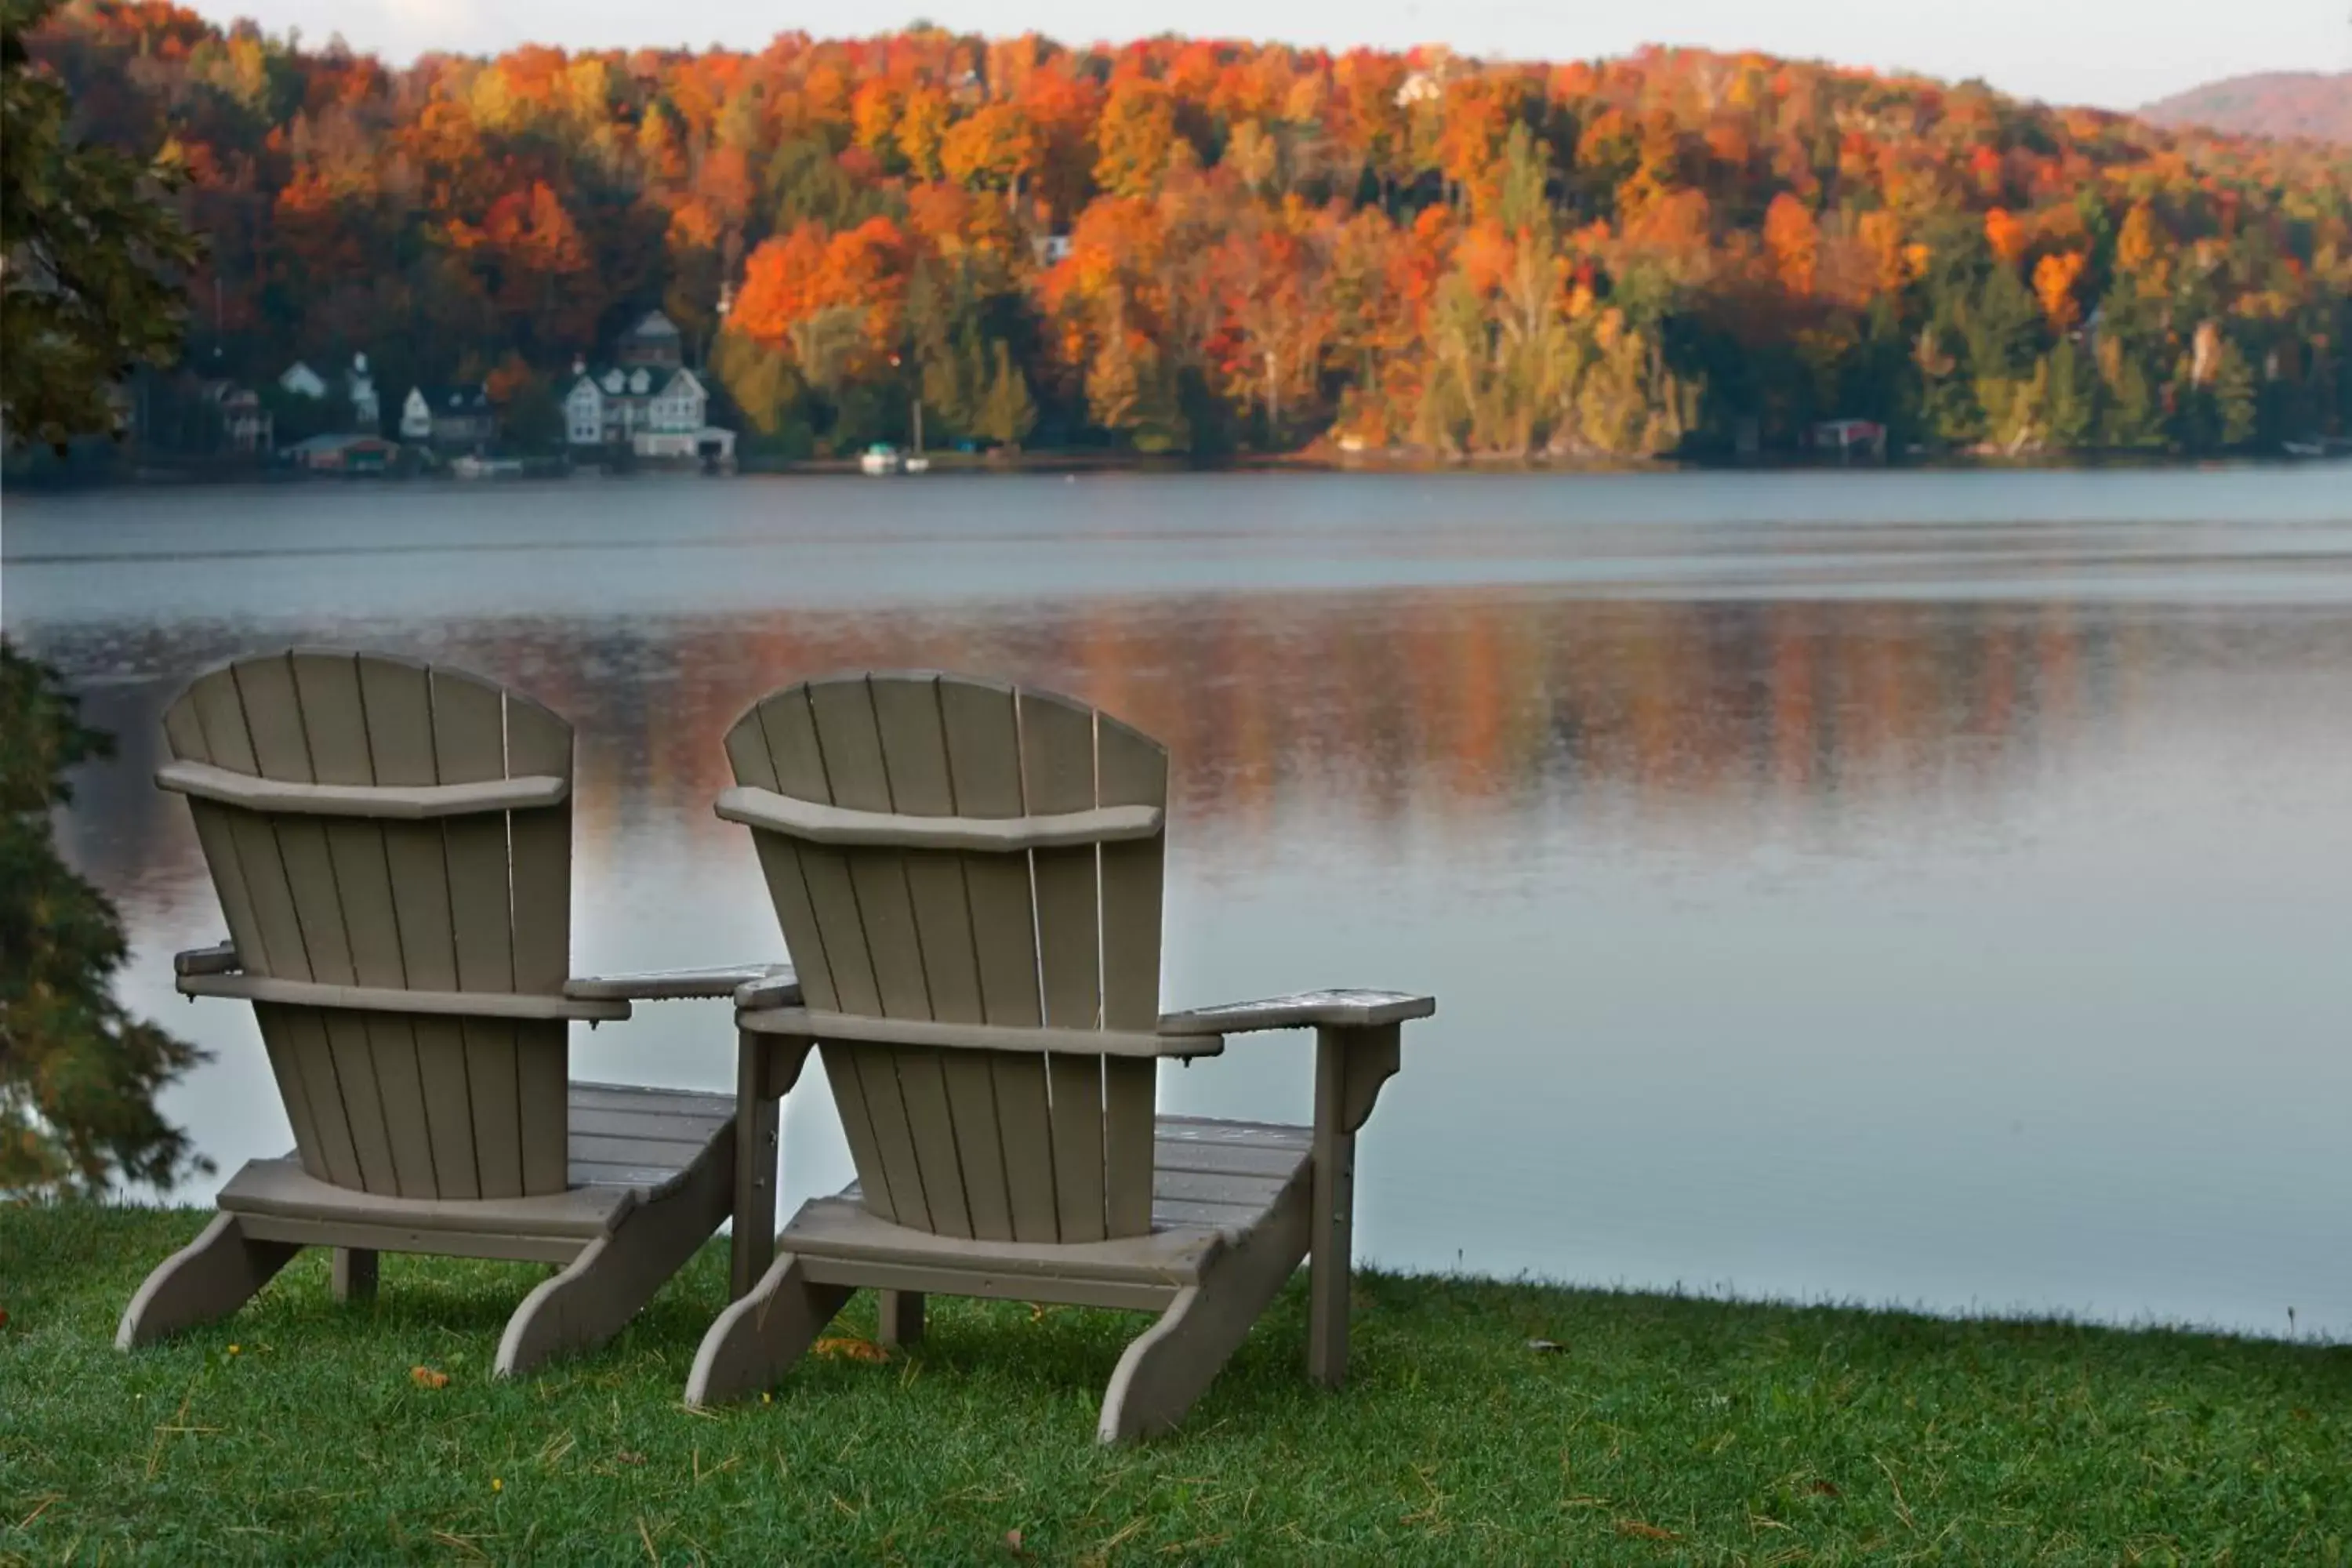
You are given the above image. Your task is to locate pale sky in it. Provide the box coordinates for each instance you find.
[195,0,2347,112]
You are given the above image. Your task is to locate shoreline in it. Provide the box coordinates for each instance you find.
[5,444,2343,492]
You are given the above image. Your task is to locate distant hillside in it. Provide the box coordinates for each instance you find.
[25,12,2352,463]
[2140,71,2352,144]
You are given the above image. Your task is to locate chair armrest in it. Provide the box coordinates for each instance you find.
[1158,989,1436,1036]
[564,964,793,1003]
[1162,990,1432,1139]
[734,973,806,1012]
[174,941,242,978]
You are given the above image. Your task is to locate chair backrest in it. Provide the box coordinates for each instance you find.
[162,650,575,1200]
[725,672,1166,1244]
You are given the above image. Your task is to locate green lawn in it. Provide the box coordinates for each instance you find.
[2,1205,2346,1563]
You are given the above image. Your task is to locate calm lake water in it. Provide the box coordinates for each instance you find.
[8,467,2351,1339]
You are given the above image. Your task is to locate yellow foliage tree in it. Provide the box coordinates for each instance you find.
[2032,251,2085,333]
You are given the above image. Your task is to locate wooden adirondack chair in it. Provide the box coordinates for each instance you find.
[685,673,1434,1440]
[117,650,775,1375]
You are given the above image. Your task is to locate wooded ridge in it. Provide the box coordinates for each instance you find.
[30,6,2352,459]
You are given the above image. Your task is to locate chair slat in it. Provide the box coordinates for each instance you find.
[412,1018,480,1200]
[294,655,439,1199]
[937,680,1056,1241]
[249,991,326,1181]
[463,1019,525,1199]
[430,670,522,1199]
[514,1020,568,1197]
[811,681,932,1019]
[503,696,573,1196]
[245,655,400,1194]
[762,691,881,1015]
[503,696,572,994]
[873,676,993,1239]
[805,681,936,1229]
[182,800,268,987]
[820,1042,900,1223]
[1096,714,1167,1238]
[195,671,311,984]
[160,692,273,983]
[729,718,838,1011]
[888,1044,972,1237]
[1021,690,1108,1243]
[359,657,474,1198]
[752,836,839,1011]
[260,1005,365,1189]
[162,689,210,764]
[846,1047,931,1231]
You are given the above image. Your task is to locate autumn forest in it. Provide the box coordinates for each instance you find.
[31,2,2352,461]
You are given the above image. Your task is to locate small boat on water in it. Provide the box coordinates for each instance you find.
[451,455,528,479]
[859,442,931,475]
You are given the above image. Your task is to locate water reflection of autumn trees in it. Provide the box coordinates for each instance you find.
[540,590,2132,841]
[53,589,2154,898]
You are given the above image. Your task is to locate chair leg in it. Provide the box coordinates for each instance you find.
[332,1248,379,1304]
[1307,1125,1356,1388]
[730,1029,782,1301]
[1310,1024,1388,1389]
[1099,1287,1222,1443]
[685,1253,851,1407]
[116,1213,299,1350]
[877,1290,924,1348]
[495,1121,737,1378]
[1098,1165,1313,1443]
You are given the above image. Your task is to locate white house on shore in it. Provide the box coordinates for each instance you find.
[563,361,722,456]
[278,361,328,399]
[278,354,382,435]
[399,383,495,449]
[561,310,735,462]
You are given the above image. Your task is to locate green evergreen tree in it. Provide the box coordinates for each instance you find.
[2042,340,2099,450]
[2211,339,2258,450]
[2,647,211,1196]
[2090,288,2169,450]
[975,338,1036,448]
[498,374,566,453]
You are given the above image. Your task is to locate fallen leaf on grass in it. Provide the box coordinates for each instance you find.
[814,1336,888,1364]
[410,1366,450,1389]
[1614,1519,1680,1541]
[1808,1479,1841,1497]
[1526,1338,1566,1354]
[614,1451,647,1466]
